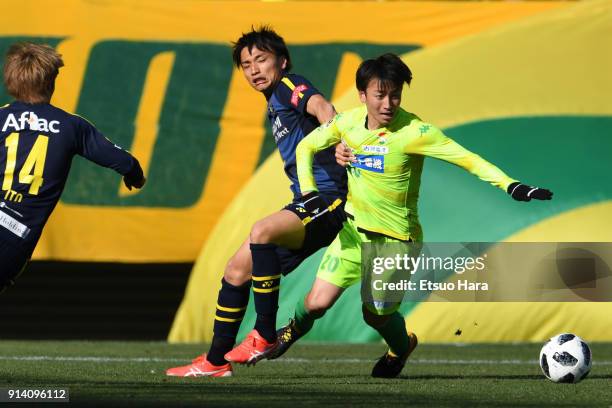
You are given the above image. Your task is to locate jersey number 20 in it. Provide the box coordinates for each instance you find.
[2,132,49,195]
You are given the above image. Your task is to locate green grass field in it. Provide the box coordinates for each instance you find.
[0,341,610,407]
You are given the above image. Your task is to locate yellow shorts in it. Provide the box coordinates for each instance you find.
[316,217,418,315]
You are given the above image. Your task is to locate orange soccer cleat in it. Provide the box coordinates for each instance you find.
[224,329,278,365]
[165,354,233,377]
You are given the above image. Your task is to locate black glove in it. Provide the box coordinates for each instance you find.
[123,158,146,190]
[507,182,552,202]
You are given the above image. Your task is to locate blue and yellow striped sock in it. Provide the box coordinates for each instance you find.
[207,278,250,365]
[251,243,281,343]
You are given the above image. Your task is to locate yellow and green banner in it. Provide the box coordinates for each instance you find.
[168,0,612,343]
[1,0,566,262]
[3,0,611,343]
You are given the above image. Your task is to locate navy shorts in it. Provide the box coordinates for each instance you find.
[277,192,346,275]
[0,238,28,292]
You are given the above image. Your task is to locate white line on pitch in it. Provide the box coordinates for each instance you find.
[0,356,610,365]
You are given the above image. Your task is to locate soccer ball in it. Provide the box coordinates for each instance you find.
[539,333,592,383]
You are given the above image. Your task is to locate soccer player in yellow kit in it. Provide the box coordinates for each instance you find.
[270,53,553,378]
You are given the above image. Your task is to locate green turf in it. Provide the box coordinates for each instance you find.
[0,341,610,407]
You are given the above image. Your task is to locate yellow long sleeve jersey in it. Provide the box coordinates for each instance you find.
[296,106,517,241]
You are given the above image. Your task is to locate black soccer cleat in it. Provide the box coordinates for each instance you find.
[371,332,418,378]
[267,319,302,360]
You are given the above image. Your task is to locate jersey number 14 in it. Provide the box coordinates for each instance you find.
[3,132,49,195]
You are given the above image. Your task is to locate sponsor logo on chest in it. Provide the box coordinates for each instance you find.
[353,154,385,173]
[2,111,60,133]
[362,145,389,154]
[272,116,289,142]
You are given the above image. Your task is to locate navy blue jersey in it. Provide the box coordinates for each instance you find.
[266,73,347,198]
[0,101,138,256]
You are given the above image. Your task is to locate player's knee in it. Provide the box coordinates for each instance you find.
[362,305,391,329]
[249,220,274,244]
[304,291,335,318]
[223,258,251,286]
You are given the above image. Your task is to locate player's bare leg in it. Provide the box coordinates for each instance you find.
[249,209,305,248]
[304,278,345,317]
[224,238,253,286]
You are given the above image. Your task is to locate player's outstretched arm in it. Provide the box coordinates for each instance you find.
[406,123,553,201]
[406,125,515,191]
[507,182,553,202]
[74,115,146,189]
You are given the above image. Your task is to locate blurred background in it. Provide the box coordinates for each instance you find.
[1,0,611,343]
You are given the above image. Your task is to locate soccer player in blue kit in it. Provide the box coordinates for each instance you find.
[166,27,347,377]
[0,42,145,292]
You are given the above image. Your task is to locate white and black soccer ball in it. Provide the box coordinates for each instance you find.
[539,333,592,383]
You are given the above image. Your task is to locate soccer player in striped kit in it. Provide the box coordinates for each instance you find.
[166,27,347,377]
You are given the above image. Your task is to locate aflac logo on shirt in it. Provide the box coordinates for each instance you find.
[2,111,60,133]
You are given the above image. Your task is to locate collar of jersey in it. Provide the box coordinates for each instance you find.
[11,100,50,108]
[265,73,292,101]
[360,106,404,134]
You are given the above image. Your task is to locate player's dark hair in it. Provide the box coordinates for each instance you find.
[356,53,412,92]
[232,25,292,71]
